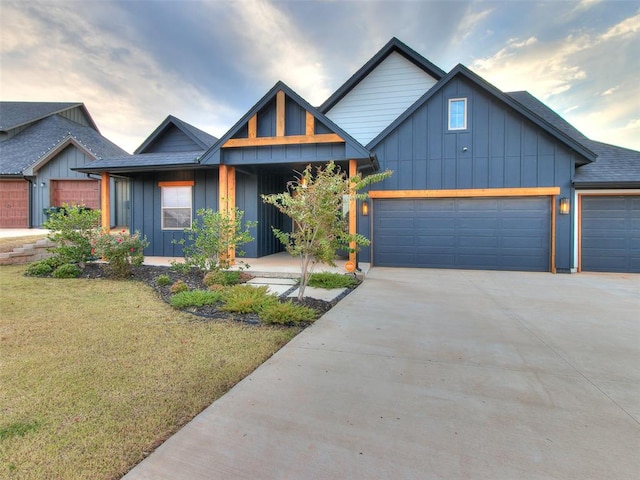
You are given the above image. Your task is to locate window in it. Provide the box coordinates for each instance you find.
[448,98,467,130]
[161,184,192,230]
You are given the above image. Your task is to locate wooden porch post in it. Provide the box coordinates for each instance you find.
[218,165,237,265]
[348,159,357,266]
[100,172,110,231]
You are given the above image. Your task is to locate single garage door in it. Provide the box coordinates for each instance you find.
[374,197,551,271]
[581,195,640,273]
[0,179,29,228]
[51,180,100,209]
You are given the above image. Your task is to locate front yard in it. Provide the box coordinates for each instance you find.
[0,265,300,479]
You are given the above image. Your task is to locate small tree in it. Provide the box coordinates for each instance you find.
[262,161,391,300]
[175,207,257,271]
[43,204,101,267]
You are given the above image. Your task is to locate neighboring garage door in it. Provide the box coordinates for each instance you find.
[374,197,551,271]
[0,179,29,228]
[51,180,100,209]
[581,195,640,273]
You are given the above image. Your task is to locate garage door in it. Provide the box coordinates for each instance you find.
[0,179,29,228]
[581,196,640,273]
[51,180,100,209]
[373,197,551,271]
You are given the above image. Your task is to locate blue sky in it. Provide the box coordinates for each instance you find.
[1,0,638,153]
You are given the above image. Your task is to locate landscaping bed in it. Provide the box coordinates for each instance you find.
[78,263,358,323]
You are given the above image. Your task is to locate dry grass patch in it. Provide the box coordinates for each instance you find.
[0,265,300,479]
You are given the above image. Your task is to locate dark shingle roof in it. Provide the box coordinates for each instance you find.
[170,116,218,148]
[0,114,128,175]
[507,91,640,186]
[0,101,86,131]
[74,151,204,174]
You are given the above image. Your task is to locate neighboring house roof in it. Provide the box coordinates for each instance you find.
[200,80,376,167]
[319,37,446,113]
[0,114,127,176]
[134,114,218,154]
[506,91,640,186]
[0,101,98,132]
[366,64,597,164]
[75,151,205,174]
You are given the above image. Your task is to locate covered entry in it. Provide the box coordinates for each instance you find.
[372,194,553,271]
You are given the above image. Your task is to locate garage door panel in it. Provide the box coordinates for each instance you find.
[52,180,100,209]
[581,196,640,273]
[0,180,29,228]
[374,197,550,271]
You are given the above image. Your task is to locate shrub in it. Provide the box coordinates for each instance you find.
[169,280,189,294]
[221,285,278,314]
[203,270,241,287]
[170,290,224,308]
[25,260,53,277]
[52,263,82,279]
[92,230,149,279]
[43,204,101,266]
[170,261,191,274]
[259,301,317,325]
[175,207,257,271]
[308,272,358,289]
[156,274,172,286]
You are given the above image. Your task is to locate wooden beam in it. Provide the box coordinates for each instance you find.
[368,187,561,199]
[100,172,110,231]
[348,159,357,266]
[223,133,344,148]
[219,165,228,214]
[550,196,557,273]
[158,181,195,187]
[248,114,257,139]
[276,90,285,137]
[226,166,236,264]
[305,111,314,136]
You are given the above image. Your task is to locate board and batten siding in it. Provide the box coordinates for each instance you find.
[361,76,576,270]
[325,51,438,145]
[144,125,202,153]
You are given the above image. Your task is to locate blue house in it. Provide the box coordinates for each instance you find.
[78,38,640,273]
[0,102,128,228]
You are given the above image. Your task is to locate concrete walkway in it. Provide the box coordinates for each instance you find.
[124,268,640,479]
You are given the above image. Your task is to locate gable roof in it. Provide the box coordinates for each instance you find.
[319,37,446,113]
[200,80,375,166]
[506,91,640,186]
[0,114,127,176]
[73,151,206,174]
[0,101,97,132]
[366,63,597,164]
[134,115,218,154]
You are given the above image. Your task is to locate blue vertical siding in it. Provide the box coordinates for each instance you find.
[363,77,576,270]
[144,125,202,153]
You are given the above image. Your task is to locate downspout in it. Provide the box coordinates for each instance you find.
[25,177,34,228]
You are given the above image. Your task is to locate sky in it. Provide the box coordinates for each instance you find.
[1,0,639,153]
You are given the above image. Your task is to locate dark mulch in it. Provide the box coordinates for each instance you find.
[79,263,358,324]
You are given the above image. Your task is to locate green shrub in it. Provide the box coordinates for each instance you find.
[221,285,278,314]
[203,270,241,287]
[43,204,101,265]
[259,301,317,325]
[52,263,82,279]
[25,260,53,277]
[169,280,189,294]
[170,261,191,274]
[170,290,224,308]
[156,274,172,286]
[92,230,148,279]
[308,272,357,289]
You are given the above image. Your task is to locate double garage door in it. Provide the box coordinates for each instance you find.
[373,197,551,272]
[580,195,640,273]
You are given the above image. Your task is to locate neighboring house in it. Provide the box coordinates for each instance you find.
[0,102,129,228]
[77,38,640,273]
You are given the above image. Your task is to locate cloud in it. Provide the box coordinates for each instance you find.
[601,86,620,96]
[599,11,640,40]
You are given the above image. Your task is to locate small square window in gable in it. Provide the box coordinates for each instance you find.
[448,98,467,131]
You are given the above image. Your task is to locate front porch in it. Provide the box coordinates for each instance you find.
[143,251,370,278]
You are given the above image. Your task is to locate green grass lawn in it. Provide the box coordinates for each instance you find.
[0,265,300,479]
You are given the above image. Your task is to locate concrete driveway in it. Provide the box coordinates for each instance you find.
[124,268,640,479]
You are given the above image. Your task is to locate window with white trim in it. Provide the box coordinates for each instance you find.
[161,185,192,230]
[448,98,467,130]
